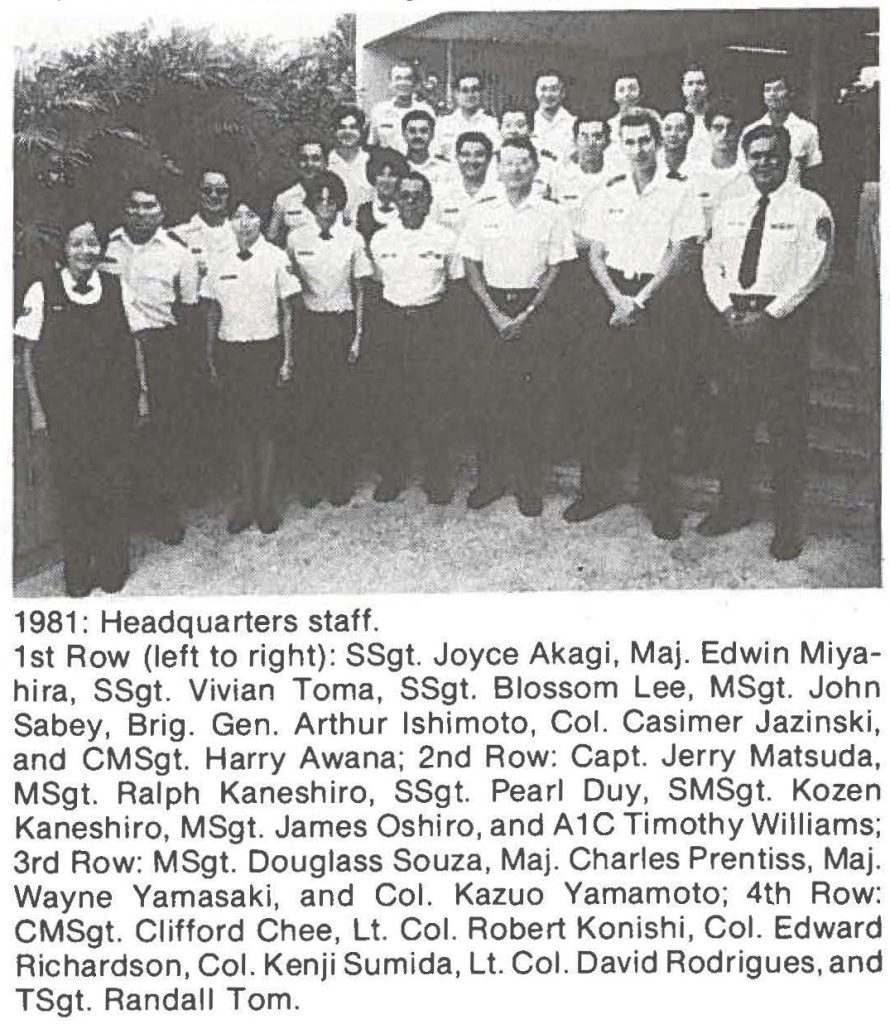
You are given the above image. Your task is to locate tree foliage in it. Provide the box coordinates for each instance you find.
[14,16,355,286]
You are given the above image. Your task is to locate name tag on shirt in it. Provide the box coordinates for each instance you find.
[220,274,239,281]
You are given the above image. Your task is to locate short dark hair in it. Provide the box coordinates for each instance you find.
[455,70,484,90]
[741,123,792,160]
[455,131,494,160]
[572,115,611,142]
[763,74,793,92]
[397,170,433,203]
[304,171,348,212]
[663,110,695,134]
[498,135,539,167]
[401,108,436,133]
[705,97,740,130]
[618,107,662,144]
[229,192,272,225]
[297,135,331,158]
[125,184,161,204]
[682,62,708,81]
[331,103,367,132]
[498,102,534,129]
[365,146,409,185]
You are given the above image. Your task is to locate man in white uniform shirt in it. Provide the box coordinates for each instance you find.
[103,185,201,544]
[268,138,338,245]
[431,132,498,233]
[604,74,643,172]
[662,111,694,179]
[460,136,577,517]
[742,76,822,185]
[565,108,704,536]
[401,109,450,195]
[367,62,436,155]
[681,63,712,168]
[690,99,751,234]
[551,115,611,241]
[369,172,463,504]
[327,104,373,221]
[172,170,236,277]
[498,106,558,197]
[435,70,499,163]
[531,71,576,163]
[700,124,833,560]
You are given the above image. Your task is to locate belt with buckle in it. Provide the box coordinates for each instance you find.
[607,268,654,295]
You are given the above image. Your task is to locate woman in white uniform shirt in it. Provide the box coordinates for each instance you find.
[202,195,300,534]
[16,216,140,595]
[287,172,374,506]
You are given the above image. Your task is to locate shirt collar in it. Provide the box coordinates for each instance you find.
[61,267,100,293]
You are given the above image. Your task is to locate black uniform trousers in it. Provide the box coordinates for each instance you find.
[710,302,810,527]
[35,272,136,592]
[475,287,556,501]
[296,311,357,498]
[135,325,191,532]
[575,270,681,513]
[372,298,456,490]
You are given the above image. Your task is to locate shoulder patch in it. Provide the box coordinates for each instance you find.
[606,174,627,187]
[166,229,188,248]
[815,216,832,242]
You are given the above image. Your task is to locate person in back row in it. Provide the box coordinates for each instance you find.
[435,70,499,163]
[327,104,373,221]
[368,61,436,154]
[742,75,822,185]
[532,70,576,163]
[402,109,450,191]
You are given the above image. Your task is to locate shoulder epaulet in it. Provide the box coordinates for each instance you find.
[166,228,188,248]
[108,227,124,240]
[540,149,558,162]
[606,174,627,187]
[477,195,497,204]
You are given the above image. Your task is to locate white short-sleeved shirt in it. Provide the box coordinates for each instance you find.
[435,108,500,162]
[369,220,462,308]
[430,175,501,234]
[459,191,578,289]
[742,111,823,183]
[582,169,705,276]
[15,270,105,342]
[272,182,313,235]
[368,99,436,154]
[551,161,609,237]
[286,221,373,313]
[172,213,237,277]
[405,153,451,195]
[200,238,301,341]
[532,106,577,163]
[327,150,373,218]
[685,111,712,169]
[102,228,200,333]
[702,179,833,320]
[689,162,754,233]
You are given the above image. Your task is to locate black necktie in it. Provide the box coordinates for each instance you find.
[666,169,685,181]
[738,194,770,289]
[71,279,92,295]
[237,249,253,261]
[319,229,333,241]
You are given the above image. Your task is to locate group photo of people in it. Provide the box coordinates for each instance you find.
[12,8,880,596]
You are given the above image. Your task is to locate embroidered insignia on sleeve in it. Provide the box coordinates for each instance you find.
[815,216,832,242]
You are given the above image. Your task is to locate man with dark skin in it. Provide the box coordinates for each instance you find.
[700,125,833,560]
[267,138,336,245]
